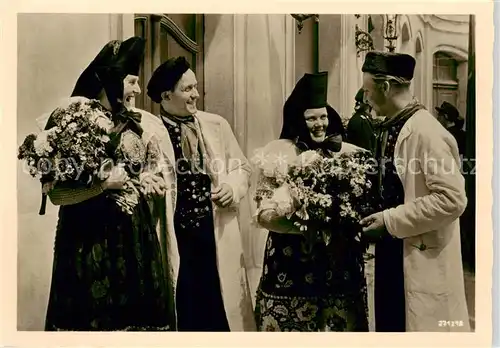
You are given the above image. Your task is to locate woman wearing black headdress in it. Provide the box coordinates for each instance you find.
[253,72,370,332]
[41,37,175,331]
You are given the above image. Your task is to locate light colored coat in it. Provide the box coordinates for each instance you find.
[137,108,257,331]
[382,109,470,332]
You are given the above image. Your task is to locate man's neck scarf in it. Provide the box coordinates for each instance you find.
[378,98,425,131]
[374,98,426,199]
[160,107,213,179]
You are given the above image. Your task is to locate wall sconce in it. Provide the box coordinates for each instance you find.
[384,14,398,52]
[291,14,319,34]
[355,24,374,56]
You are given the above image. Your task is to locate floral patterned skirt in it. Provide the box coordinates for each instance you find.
[44,193,176,331]
[255,231,369,332]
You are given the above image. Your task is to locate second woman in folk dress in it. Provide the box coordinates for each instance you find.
[254,72,370,332]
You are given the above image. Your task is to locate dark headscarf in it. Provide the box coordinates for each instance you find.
[280,72,345,153]
[70,36,146,136]
[72,37,145,111]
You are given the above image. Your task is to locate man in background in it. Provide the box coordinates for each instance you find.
[346,88,376,153]
[435,101,466,157]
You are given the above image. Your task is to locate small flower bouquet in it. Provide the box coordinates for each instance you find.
[18,97,138,215]
[254,148,377,250]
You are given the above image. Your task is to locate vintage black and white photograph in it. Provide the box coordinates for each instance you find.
[13,11,486,337]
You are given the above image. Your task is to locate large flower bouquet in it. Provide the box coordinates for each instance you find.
[18,97,140,214]
[254,148,377,250]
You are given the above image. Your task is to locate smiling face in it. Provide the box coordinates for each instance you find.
[161,69,199,117]
[304,107,329,143]
[122,74,141,107]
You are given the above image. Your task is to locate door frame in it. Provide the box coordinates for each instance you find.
[134,14,204,115]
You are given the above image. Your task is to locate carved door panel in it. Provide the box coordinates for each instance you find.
[134,14,204,115]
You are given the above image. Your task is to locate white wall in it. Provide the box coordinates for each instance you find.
[17,13,131,331]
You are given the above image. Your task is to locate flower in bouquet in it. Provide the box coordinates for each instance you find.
[33,130,54,156]
[296,150,321,168]
[271,183,296,217]
[284,149,375,247]
[18,98,112,185]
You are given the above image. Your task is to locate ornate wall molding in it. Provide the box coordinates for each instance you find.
[433,14,470,24]
[424,14,470,35]
[415,30,425,52]
[159,15,200,53]
[433,44,469,61]
[135,14,200,54]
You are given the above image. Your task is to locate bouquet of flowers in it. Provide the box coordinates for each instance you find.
[18,97,139,215]
[254,148,377,250]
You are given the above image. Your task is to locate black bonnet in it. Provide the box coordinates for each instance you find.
[71,36,145,109]
[280,72,345,145]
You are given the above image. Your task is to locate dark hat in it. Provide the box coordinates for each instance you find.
[71,37,145,101]
[108,36,145,77]
[147,56,191,103]
[302,71,328,109]
[362,51,416,80]
[435,101,461,122]
[280,72,345,143]
[287,72,328,110]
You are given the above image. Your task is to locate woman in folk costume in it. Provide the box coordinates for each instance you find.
[139,56,256,331]
[253,72,370,332]
[41,37,175,331]
[359,51,470,332]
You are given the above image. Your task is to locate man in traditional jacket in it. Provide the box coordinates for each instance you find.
[136,56,256,331]
[359,51,470,332]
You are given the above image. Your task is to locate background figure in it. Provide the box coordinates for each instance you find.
[346,88,376,153]
[435,101,470,274]
[435,101,466,157]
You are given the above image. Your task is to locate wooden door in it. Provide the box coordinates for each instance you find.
[134,14,204,115]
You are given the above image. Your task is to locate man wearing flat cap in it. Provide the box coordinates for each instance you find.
[138,56,255,331]
[359,51,470,332]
